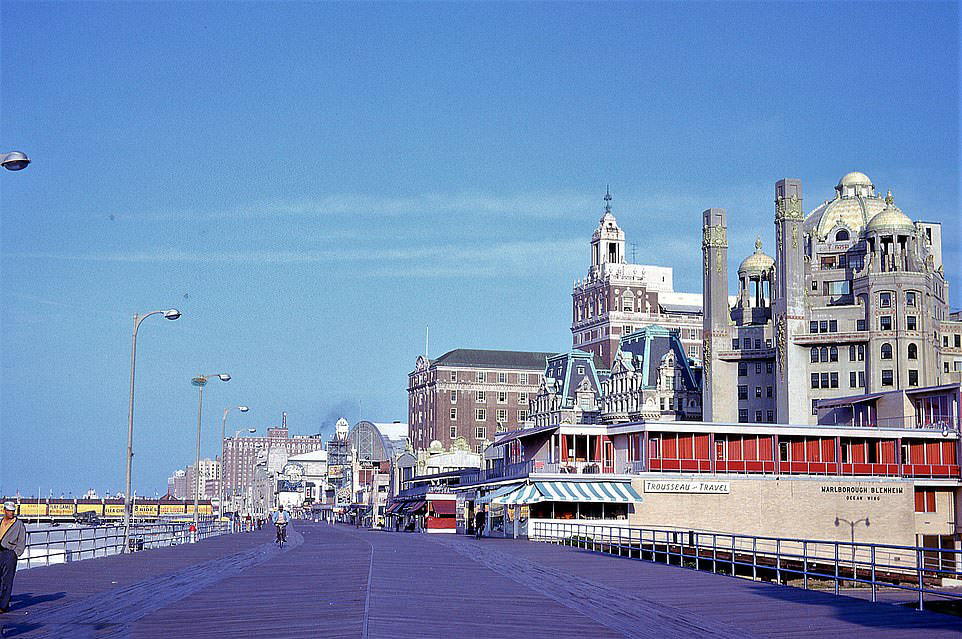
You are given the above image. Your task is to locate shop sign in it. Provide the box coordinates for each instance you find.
[644,480,730,494]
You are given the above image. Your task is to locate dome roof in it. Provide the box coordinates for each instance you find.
[838,171,873,187]
[738,237,775,274]
[866,191,914,234]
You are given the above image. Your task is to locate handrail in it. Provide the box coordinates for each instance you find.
[531,520,962,611]
[21,518,229,570]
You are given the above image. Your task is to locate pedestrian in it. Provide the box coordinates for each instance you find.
[0,502,27,614]
[245,513,252,532]
[474,506,485,539]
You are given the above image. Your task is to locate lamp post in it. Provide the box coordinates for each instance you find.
[123,308,181,552]
[1,151,30,171]
[219,407,250,518]
[191,373,231,526]
[835,515,870,572]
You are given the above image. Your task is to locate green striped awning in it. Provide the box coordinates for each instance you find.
[534,481,641,503]
[478,483,523,505]
[493,484,544,505]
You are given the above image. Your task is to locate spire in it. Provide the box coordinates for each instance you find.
[604,184,612,214]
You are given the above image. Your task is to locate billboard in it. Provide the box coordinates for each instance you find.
[277,480,303,493]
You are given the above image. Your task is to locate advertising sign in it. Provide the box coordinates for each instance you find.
[277,480,303,493]
[644,480,730,494]
[49,503,74,516]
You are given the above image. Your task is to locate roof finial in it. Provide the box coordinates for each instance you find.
[754,235,763,253]
[604,184,612,214]
[885,189,894,206]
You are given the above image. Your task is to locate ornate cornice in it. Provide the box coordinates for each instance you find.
[702,225,728,249]
[775,193,804,221]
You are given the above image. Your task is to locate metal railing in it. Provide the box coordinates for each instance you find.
[22,519,229,570]
[531,521,962,611]
[462,460,534,485]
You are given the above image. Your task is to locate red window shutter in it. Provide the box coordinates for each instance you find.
[926,491,936,513]
[915,490,925,512]
[821,438,836,462]
[728,436,743,461]
[909,442,924,465]
[879,440,896,464]
[663,434,677,459]
[758,436,773,460]
[695,434,711,459]
[806,438,820,462]
[791,439,805,461]
[744,436,757,461]
[926,441,941,464]
[561,435,569,462]
[942,441,956,464]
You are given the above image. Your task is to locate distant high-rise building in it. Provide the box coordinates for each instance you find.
[222,427,324,501]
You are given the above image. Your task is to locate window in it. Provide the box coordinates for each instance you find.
[754,339,761,349]
[915,489,936,513]
[766,362,773,373]
[906,291,917,307]
[812,280,818,291]
[450,390,457,403]
[857,319,866,331]
[476,371,485,383]
[743,337,752,349]
[811,373,819,389]
[908,343,918,360]
[450,408,457,420]
[498,372,506,384]
[497,391,507,404]
[577,366,585,375]
[880,343,893,360]
[880,292,892,308]
[738,385,748,400]
[755,386,762,398]
[476,408,486,421]
[767,410,774,422]
[449,426,457,438]
[848,345,856,361]
[731,338,739,350]
[738,408,749,423]
[812,399,819,415]
[624,325,632,335]
[829,320,838,332]
[830,346,838,362]
[838,255,847,268]
[738,363,747,377]
[755,363,762,374]
[819,347,828,362]
[766,386,773,398]
[880,316,892,331]
[907,316,917,331]
[820,373,829,388]
[779,441,791,461]
[518,410,527,422]
[849,371,857,388]
[881,370,894,386]
[835,229,850,242]
[766,338,772,348]
[819,320,828,333]
[476,426,486,440]
[496,409,507,422]
[754,410,763,422]
[830,372,838,388]
[810,321,818,334]
[476,391,485,403]
[858,371,864,387]
[857,345,865,361]
[956,335,961,348]
[908,369,919,386]
[450,371,457,381]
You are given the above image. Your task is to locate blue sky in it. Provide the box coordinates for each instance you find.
[2,2,959,497]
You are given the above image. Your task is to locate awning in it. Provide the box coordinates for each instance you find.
[494,484,543,505]
[477,483,522,504]
[534,481,641,503]
[407,501,426,514]
[430,500,456,515]
[385,502,403,515]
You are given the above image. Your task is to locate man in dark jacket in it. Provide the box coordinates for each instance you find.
[474,507,485,539]
[0,502,27,613]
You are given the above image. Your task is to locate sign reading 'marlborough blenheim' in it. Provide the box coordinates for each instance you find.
[644,480,730,494]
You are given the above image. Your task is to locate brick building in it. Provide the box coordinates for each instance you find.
[222,426,324,501]
[408,349,554,453]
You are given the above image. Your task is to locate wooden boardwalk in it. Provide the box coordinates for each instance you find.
[2,522,961,638]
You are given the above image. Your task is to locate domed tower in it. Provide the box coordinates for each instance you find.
[732,236,775,326]
[590,187,625,271]
[864,191,917,273]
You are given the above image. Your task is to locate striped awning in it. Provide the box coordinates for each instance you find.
[534,481,641,503]
[478,483,522,505]
[493,484,543,505]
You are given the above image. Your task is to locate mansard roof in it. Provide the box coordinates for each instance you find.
[542,350,602,408]
[614,325,700,391]
[430,349,555,370]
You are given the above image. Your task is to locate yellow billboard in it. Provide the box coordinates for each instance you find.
[49,503,74,516]
[134,503,157,516]
[105,504,125,517]
[160,504,186,515]
[17,503,46,517]
[76,502,102,515]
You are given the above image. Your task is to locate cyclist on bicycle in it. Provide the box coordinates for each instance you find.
[271,505,290,544]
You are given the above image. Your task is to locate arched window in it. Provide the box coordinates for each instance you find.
[880,343,893,360]
[829,346,838,362]
[811,347,818,363]
[907,343,918,360]
[819,347,828,362]
[835,229,850,242]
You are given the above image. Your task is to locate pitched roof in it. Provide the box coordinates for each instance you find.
[431,349,555,370]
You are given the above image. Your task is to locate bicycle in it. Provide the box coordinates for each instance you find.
[275,522,287,546]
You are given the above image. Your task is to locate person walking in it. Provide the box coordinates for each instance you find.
[0,502,27,614]
[474,506,486,539]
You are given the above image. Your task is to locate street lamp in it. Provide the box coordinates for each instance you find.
[219,406,250,518]
[122,308,181,552]
[1,151,30,171]
[835,515,870,573]
[191,373,231,526]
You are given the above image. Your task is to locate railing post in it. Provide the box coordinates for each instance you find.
[803,541,808,590]
[752,537,757,581]
[871,546,877,603]
[776,539,781,584]
[695,533,700,571]
[834,542,839,595]
[917,547,924,611]
[712,533,717,574]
